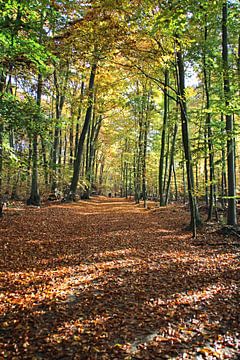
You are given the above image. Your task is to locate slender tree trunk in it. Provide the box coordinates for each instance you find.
[124,161,128,199]
[173,161,178,201]
[27,138,32,191]
[84,96,101,199]
[182,155,186,204]
[67,63,97,200]
[58,129,62,167]
[89,116,102,191]
[0,69,6,95]
[85,122,91,173]
[195,163,199,196]
[129,166,132,197]
[51,65,69,191]
[163,131,170,196]
[142,124,148,208]
[83,122,92,199]
[135,82,144,204]
[75,81,85,158]
[51,72,60,192]
[0,122,3,194]
[63,131,67,168]
[133,153,137,201]
[222,2,237,226]
[27,73,42,206]
[159,69,169,206]
[69,117,74,165]
[41,135,48,188]
[99,157,105,194]
[0,70,6,194]
[203,22,215,221]
[165,123,178,205]
[220,113,227,207]
[176,42,200,236]
[142,91,150,208]
[136,117,143,203]
[204,126,209,207]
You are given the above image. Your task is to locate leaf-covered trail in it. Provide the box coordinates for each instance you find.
[0,197,239,359]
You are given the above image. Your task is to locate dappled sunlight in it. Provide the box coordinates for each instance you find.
[83,201,134,206]
[1,199,239,358]
[145,282,237,309]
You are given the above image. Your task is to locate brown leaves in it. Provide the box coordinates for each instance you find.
[0,198,239,359]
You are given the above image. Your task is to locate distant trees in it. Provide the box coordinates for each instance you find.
[0,0,239,230]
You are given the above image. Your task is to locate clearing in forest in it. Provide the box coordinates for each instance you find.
[0,197,239,359]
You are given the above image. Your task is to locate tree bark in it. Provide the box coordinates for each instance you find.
[203,22,215,221]
[176,42,201,236]
[0,71,7,194]
[165,122,178,205]
[41,135,48,188]
[51,65,69,191]
[142,91,150,208]
[67,63,97,200]
[27,73,42,206]
[159,69,169,206]
[135,83,143,204]
[69,117,74,165]
[222,2,237,226]
[75,81,85,158]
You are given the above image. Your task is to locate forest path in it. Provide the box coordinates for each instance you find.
[0,197,239,359]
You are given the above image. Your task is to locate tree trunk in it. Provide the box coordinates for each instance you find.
[99,157,105,194]
[124,161,128,198]
[27,74,42,206]
[67,63,97,200]
[173,160,178,201]
[51,66,69,191]
[204,126,209,207]
[0,122,3,194]
[0,70,6,194]
[135,83,143,204]
[176,42,200,236]
[159,69,169,206]
[136,122,143,203]
[69,117,74,165]
[142,91,150,209]
[75,81,85,159]
[203,21,215,221]
[222,2,237,226]
[165,122,178,205]
[89,116,102,191]
[220,113,227,207]
[51,72,61,192]
[41,135,48,188]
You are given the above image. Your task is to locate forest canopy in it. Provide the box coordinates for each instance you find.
[0,0,240,231]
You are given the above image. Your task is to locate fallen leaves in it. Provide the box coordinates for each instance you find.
[0,197,239,359]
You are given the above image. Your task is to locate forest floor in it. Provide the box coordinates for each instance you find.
[0,197,239,360]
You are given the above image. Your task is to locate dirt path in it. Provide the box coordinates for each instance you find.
[0,197,239,359]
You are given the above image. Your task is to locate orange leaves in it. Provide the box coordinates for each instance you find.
[0,198,239,358]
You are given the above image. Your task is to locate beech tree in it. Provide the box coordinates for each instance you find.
[222,1,237,226]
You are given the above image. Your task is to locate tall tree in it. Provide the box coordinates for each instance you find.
[176,39,201,236]
[202,16,215,221]
[27,74,42,206]
[67,62,97,200]
[222,1,237,226]
[159,69,169,206]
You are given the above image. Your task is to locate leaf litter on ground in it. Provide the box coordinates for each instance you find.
[0,197,239,359]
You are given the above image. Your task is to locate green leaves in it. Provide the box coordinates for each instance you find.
[0,0,59,73]
[0,93,49,135]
